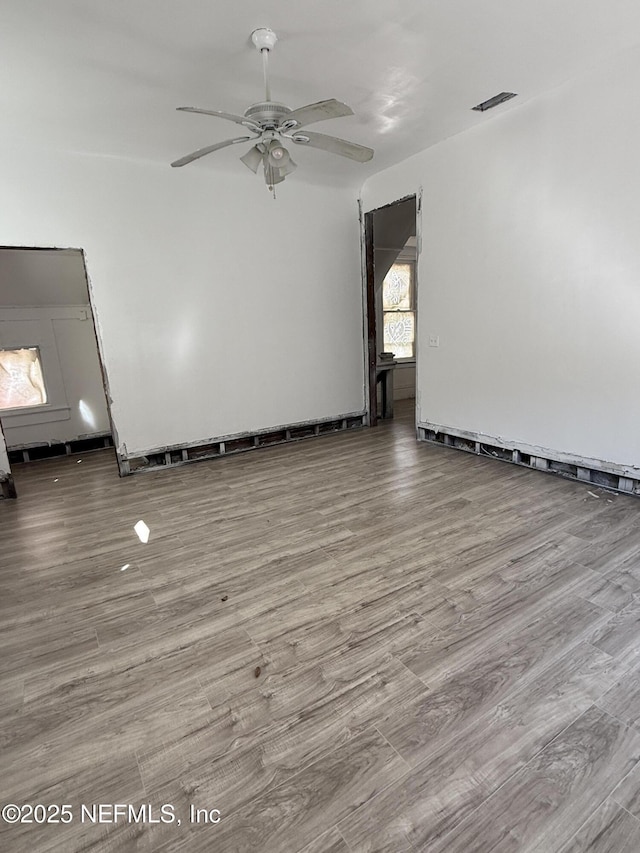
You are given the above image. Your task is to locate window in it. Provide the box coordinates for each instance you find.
[382,262,415,359]
[0,347,47,410]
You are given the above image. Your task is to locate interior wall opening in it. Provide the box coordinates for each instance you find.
[0,246,119,490]
[363,194,418,426]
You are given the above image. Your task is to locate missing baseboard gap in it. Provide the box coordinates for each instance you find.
[9,433,114,464]
[418,423,640,497]
[121,412,366,476]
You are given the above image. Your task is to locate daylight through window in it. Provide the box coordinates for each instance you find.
[382,263,415,359]
[0,347,47,410]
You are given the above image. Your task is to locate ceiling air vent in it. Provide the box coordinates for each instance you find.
[472,92,517,112]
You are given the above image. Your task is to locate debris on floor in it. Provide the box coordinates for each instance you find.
[254,666,261,678]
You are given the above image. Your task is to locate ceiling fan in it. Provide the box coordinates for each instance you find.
[171,28,374,193]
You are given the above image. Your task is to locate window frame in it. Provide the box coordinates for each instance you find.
[0,345,49,412]
[382,260,416,362]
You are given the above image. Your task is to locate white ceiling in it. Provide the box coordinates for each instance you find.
[3,1,640,188]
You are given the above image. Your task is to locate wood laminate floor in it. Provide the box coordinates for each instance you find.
[2,401,640,852]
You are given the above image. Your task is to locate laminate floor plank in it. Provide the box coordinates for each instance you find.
[588,601,640,669]
[611,758,640,818]
[378,601,614,768]
[138,651,427,820]
[428,706,640,853]
[297,828,351,853]
[560,799,640,853]
[598,658,640,732]
[571,526,640,575]
[396,565,607,686]
[208,727,407,853]
[576,568,638,613]
[3,400,640,852]
[338,642,626,852]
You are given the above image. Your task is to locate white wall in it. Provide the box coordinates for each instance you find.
[394,363,415,401]
[0,147,365,457]
[362,46,640,469]
[0,306,110,447]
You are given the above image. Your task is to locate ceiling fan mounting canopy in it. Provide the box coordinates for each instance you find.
[171,28,374,191]
[251,27,277,52]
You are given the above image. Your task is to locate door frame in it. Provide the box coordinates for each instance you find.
[360,191,422,427]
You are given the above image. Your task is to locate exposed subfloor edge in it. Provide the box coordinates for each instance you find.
[417,421,640,497]
[120,411,367,476]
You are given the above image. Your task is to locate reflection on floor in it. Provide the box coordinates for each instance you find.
[2,400,640,852]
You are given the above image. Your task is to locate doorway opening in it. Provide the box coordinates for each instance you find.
[0,247,119,495]
[363,194,419,426]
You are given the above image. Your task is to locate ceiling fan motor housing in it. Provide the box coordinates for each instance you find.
[244,102,291,129]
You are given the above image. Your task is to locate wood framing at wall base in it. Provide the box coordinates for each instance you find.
[418,421,640,496]
[119,411,367,475]
[7,433,114,464]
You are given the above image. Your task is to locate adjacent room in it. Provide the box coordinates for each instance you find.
[0,248,113,465]
[2,2,640,851]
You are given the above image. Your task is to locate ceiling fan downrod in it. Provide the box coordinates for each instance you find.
[251,28,277,103]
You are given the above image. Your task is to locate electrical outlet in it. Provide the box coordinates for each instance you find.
[429,335,440,347]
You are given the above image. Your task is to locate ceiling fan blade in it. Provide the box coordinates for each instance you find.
[291,131,374,163]
[240,144,264,173]
[281,99,353,130]
[177,107,261,132]
[171,136,252,168]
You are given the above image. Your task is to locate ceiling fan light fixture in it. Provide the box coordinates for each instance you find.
[264,160,285,190]
[278,156,297,178]
[240,144,264,173]
[267,142,290,167]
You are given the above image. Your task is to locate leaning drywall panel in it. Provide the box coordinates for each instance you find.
[362,46,640,469]
[0,148,365,456]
